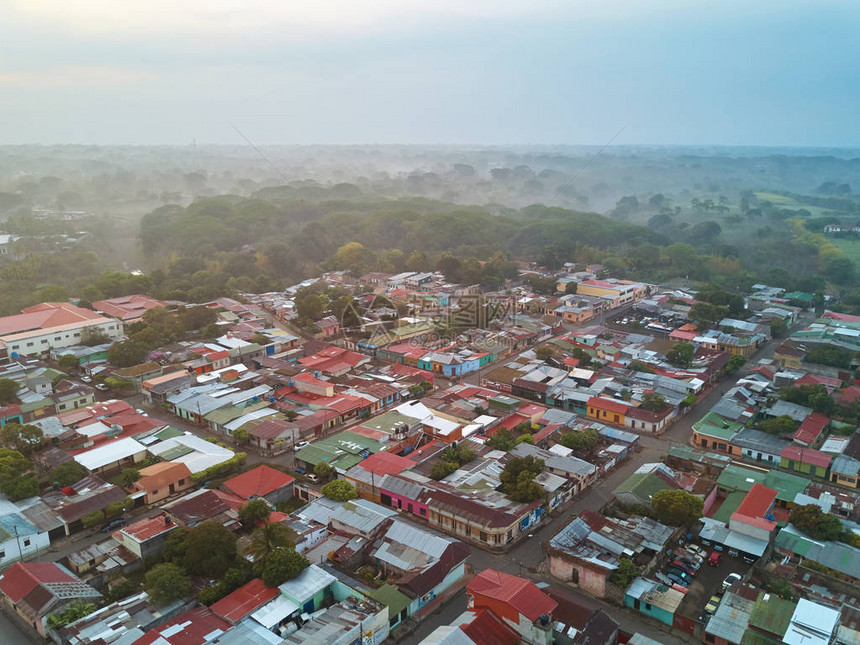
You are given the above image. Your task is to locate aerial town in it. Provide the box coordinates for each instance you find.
[0,262,857,645]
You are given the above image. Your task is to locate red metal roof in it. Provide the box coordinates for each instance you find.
[222,465,294,500]
[781,445,833,468]
[132,607,230,645]
[792,412,830,446]
[0,562,76,603]
[587,396,629,415]
[734,483,777,519]
[354,451,414,476]
[460,608,520,645]
[209,578,279,624]
[120,515,177,542]
[468,569,557,622]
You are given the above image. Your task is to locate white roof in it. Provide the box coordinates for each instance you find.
[75,421,115,438]
[278,564,336,604]
[549,444,574,457]
[784,598,839,645]
[224,408,278,432]
[424,415,460,436]
[250,595,299,629]
[73,437,146,470]
[149,432,234,474]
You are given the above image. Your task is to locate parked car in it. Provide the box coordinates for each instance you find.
[666,572,689,587]
[673,551,701,569]
[81,375,92,383]
[101,519,126,533]
[685,544,708,560]
[704,594,722,616]
[742,554,758,565]
[95,383,109,391]
[670,559,696,576]
[293,441,309,451]
[722,573,742,590]
[666,567,691,583]
[708,551,723,566]
[305,473,320,483]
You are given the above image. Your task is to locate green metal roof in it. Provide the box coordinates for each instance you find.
[668,445,731,466]
[159,445,194,461]
[205,405,247,425]
[693,411,742,440]
[747,595,796,639]
[155,426,184,440]
[740,629,782,645]
[365,584,411,617]
[717,465,808,503]
[711,490,747,523]
[295,430,386,468]
[613,472,670,503]
[359,411,413,434]
[717,464,766,491]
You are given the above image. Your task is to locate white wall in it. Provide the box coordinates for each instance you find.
[0,530,50,566]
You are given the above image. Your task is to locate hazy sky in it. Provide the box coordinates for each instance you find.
[3,0,859,146]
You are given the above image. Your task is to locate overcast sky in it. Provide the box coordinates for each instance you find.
[2,0,859,146]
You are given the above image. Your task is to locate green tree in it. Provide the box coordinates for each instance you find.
[725,354,747,373]
[52,460,88,487]
[535,345,554,361]
[0,379,21,404]
[487,429,515,451]
[430,461,460,480]
[46,601,97,631]
[314,461,334,479]
[321,480,358,502]
[58,354,80,371]
[760,415,799,435]
[118,467,141,487]
[790,504,843,541]
[81,510,105,529]
[610,557,641,588]
[666,342,695,368]
[185,520,237,578]
[238,499,271,529]
[439,443,475,466]
[261,547,309,587]
[515,434,536,445]
[560,428,600,451]
[80,327,111,347]
[145,563,191,605]
[162,528,188,567]
[247,520,293,564]
[640,393,669,413]
[651,489,703,526]
[107,340,148,367]
[232,427,249,443]
[769,319,788,338]
[499,456,545,502]
[0,449,38,501]
[1,423,43,454]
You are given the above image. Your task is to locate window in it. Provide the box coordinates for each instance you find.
[0,550,4,558]
[26,342,34,347]
[152,489,159,495]
[23,539,30,547]
[704,634,715,644]
[645,603,652,611]
[465,525,471,536]
[58,404,66,411]
[479,531,487,542]
[178,479,185,485]
[41,339,47,344]
[419,508,426,516]
[55,336,61,341]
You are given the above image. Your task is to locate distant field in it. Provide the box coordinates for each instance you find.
[831,238,860,264]
[755,191,795,204]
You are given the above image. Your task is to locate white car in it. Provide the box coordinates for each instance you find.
[293,441,310,451]
[685,544,708,560]
[722,573,742,590]
[81,376,92,383]
[95,383,109,391]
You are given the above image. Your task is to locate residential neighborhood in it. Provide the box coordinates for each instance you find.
[0,265,858,645]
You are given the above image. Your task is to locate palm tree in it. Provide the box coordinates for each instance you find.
[247,521,293,564]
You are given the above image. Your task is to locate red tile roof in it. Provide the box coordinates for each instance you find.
[222,465,295,500]
[468,569,557,622]
[209,578,279,624]
[460,608,520,645]
[793,412,830,446]
[0,302,107,336]
[132,607,230,645]
[119,515,177,542]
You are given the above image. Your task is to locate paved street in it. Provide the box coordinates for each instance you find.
[0,610,39,645]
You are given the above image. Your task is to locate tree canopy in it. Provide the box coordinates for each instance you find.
[261,547,309,587]
[651,489,703,526]
[184,519,237,578]
[790,504,843,541]
[321,480,358,502]
[145,563,191,605]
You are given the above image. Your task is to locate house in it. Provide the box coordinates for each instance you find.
[613,463,698,509]
[623,577,684,628]
[73,437,149,475]
[245,418,298,455]
[0,302,122,359]
[343,452,415,503]
[419,608,521,645]
[702,583,758,645]
[780,445,832,478]
[370,519,470,618]
[42,475,128,536]
[222,465,295,505]
[792,412,829,447]
[112,514,178,559]
[0,561,101,637]
[113,362,164,392]
[163,489,243,529]
[625,405,673,434]
[691,412,742,453]
[774,523,860,583]
[467,569,557,645]
[745,592,797,642]
[133,461,193,505]
[317,316,341,337]
[830,454,860,488]
[0,500,50,567]
[586,397,628,426]
[547,511,674,599]
[91,295,169,324]
[132,606,229,645]
[210,578,279,625]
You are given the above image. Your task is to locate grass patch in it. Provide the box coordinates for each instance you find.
[755,191,795,204]
[830,238,860,265]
